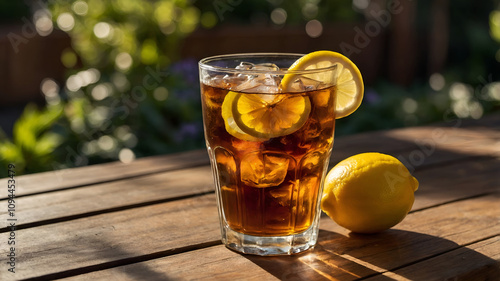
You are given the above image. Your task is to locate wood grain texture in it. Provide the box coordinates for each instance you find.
[0,166,214,231]
[0,194,220,280]
[364,236,500,281]
[0,149,210,199]
[58,194,500,281]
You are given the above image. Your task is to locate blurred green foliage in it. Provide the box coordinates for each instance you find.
[0,104,63,177]
[46,0,204,170]
[2,0,204,176]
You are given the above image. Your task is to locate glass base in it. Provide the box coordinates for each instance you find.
[221,224,319,256]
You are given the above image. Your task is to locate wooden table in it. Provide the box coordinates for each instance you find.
[1,114,499,281]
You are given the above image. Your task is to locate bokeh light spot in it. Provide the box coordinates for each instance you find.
[94,22,112,39]
[429,73,445,91]
[61,49,77,68]
[119,148,136,163]
[302,3,318,19]
[115,52,133,71]
[353,0,370,10]
[66,75,83,92]
[201,11,217,28]
[153,87,169,101]
[35,15,53,36]
[305,19,323,38]
[41,78,59,98]
[91,84,111,101]
[140,39,159,65]
[449,82,471,101]
[270,8,287,25]
[111,72,130,91]
[57,13,75,31]
[98,135,116,151]
[72,1,89,16]
[487,82,500,101]
[402,98,418,114]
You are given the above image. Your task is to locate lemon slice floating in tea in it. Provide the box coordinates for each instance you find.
[221,91,268,142]
[281,51,364,119]
[229,91,311,140]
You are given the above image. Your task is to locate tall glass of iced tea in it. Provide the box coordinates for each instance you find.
[199,53,337,255]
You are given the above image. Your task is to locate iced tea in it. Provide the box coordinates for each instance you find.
[199,54,337,255]
[202,85,335,235]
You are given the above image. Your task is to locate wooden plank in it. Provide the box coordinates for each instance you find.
[1,149,498,233]
[0,194,220,280]
[0,166,214,232]
[331,112,500,164]
[410,156,500,210]
[57,193,500,281]
[364,236,500,281]
[0,149,210,199]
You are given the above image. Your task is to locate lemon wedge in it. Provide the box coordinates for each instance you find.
[281,51,364,119]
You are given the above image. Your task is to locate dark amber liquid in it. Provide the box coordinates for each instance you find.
[201,83,336,236]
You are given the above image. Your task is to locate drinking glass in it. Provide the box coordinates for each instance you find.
[199,53,337,255]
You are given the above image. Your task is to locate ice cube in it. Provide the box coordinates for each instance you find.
[299,150,327,179]
[253,63,280,72]
[235,62,255,70]
[269,180,298,207]
[299,76,322,90]
[234,73,280,93]
[214,147,238,189]
[235,62,280,72]
[240,151,293,188]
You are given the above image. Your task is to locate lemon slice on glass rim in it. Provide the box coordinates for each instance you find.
[281,50,364,119]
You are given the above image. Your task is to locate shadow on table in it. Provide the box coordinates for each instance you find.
[244,229,500,280]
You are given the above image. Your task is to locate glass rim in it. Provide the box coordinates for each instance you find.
[198,53,337,75]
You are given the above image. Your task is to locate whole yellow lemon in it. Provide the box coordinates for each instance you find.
[321,152,419,233]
